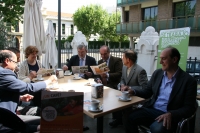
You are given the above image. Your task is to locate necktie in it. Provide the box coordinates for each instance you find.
[80,58,84,66]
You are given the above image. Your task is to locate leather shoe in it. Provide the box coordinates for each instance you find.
[109,119,123,127]
[83,126,89,131]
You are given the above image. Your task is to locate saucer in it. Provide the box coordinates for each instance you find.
[64,72,72,76]
[36,78,44,81]
[119,96,132,102]
[73,77,81,80]
[88,105,103,113]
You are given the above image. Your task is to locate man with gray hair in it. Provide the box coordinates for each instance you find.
[63,44,96,79]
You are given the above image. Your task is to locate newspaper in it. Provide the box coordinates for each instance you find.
[71,66,88,74]
[37,68,54,75]
[90,62,109,75]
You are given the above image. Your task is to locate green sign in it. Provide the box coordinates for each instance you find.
[157,27,190,71]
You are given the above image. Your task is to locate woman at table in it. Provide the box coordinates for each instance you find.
[18,46,42,107]
[18,46,42,83]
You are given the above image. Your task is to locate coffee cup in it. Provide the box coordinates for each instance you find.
[74,73,79,79]
[88,78,94,84]
[65,70,70,75]
[37,74,42,80]
[90,99,100,110]
[121,91,129,100]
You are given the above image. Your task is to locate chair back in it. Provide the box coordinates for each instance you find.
[176,100,199,133]
[0,107,26,132]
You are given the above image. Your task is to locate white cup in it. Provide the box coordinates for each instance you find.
[74,73,79,79]
[37,74,42,80]
[90,99,100,110]
[121,91,129,100]
[88,78,94,84]
[65,70,70,75]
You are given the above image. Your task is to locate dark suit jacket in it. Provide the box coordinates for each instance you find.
[134,68,197,123]
[67,55,97,78]
[98,56,123,89]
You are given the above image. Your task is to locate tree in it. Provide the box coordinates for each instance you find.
[0,0,25,26]
[99,12,128,42]
[73,4,108,40]
[0,14,12,49]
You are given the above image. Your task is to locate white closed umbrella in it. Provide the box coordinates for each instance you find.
[23,0,46,56]
[42,20,58,69]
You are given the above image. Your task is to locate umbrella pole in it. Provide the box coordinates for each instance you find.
[57,0,61,68]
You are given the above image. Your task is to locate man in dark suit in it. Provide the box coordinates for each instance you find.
[109,50,148,127]
[97,45,123,89]
[63,44,96,79]
[124,46,197,133]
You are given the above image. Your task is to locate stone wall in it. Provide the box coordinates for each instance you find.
[129,5,141,22]
[157,0,173,20]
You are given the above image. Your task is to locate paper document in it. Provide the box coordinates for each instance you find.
[37,68,54,75]
[71,66,88,74]
[90,62,109,75]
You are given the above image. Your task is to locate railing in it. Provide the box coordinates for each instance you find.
[19,44,132,67]
[116,16,200,34]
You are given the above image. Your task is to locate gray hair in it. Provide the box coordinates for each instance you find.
[0,50,14,63]
[100,45,110,53]
[77,43,87,50]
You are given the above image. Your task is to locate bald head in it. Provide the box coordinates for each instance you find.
[0,50,17,70]
[0,50,15,63]
[100,45,110,61]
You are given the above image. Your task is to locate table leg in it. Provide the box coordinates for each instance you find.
[97,116,103,133]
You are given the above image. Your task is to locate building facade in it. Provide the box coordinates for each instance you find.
[116,0,200,58]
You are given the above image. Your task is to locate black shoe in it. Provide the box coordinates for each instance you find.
[83,126,89,131]
[109,119,123,127]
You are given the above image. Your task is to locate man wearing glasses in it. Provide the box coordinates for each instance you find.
[0,50,57,132]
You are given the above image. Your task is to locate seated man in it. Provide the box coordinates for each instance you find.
[123,46,197,133]
[0,50,57,132]
[63,43,96,79]
[109,50,148,127]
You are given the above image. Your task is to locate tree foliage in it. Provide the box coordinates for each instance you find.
[0,14,12,49]
[73,4,108,40]
[0,0,25,26]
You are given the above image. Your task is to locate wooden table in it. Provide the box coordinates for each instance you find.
[40,75,145,133]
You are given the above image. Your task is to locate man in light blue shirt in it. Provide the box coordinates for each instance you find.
[123,46,197,133]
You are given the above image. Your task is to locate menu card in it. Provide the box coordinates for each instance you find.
[40,91,84,133]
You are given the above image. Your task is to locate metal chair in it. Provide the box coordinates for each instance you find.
[139,101,199,133]
[0,107,26,133]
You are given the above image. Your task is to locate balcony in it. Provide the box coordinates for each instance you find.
[117,0,155,6]
[116,16,200,35]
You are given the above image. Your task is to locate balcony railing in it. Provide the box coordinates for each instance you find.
[116,16,200,34]
[117,0,153,6]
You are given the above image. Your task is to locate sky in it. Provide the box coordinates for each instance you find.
[42,0,116,14]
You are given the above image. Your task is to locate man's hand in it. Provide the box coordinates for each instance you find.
[45,75,58,86]
[63,65,68,71]
[155,112,172,130]
[28,71,37,80]
[20,94,34,102]
[121,85,129,91]
[100,73,107,78]
[96,79,102,83]
[84,71,92,78]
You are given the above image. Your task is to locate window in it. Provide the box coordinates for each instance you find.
[6,23,11,32]
[125,11,129,22]
[71,25,74,35]
[53,23,56,33]
[15,21,19,32]
[62,24,65,34]
[143,6,157,21]
[174,0,196,17]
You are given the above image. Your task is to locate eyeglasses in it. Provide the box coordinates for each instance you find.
[8,58,18,65]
